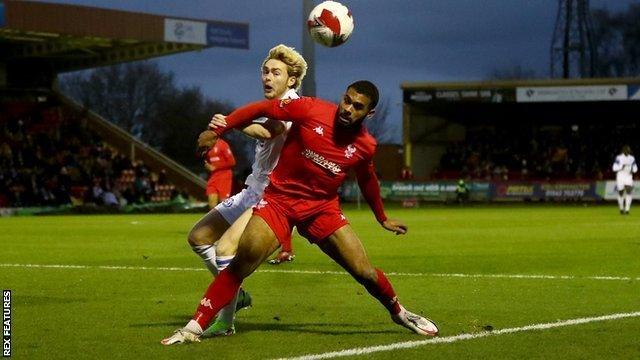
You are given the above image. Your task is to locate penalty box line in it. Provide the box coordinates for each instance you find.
[274,311,640,360]
[0,263,639,281]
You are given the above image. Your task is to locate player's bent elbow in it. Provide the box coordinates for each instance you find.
[270,121,286,136]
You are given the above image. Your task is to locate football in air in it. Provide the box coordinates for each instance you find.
[307,1,354,47]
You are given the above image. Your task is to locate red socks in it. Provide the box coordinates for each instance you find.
[192,267,400,330]
[193,269,242,329]
[368,268,401,315]
[280,236,292,253]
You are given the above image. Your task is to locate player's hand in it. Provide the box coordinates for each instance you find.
[197,130,218,158]
[381,219,407,235]
[209,114,227,129]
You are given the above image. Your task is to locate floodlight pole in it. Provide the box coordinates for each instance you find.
[550,0,596,78]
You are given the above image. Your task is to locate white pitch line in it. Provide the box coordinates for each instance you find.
[273,311,640,360]
[0,263,639,281]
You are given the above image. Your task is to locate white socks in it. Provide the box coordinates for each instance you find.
[185,320,203,335]
[191,244,218,275]
[625,194,632,212]
[618,193,633,212]
[618,194,625,211]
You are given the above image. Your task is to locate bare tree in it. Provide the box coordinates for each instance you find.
[59,61,249,172]
[591,4,640,77]
[365,96,400,144]
[60,62,175,146]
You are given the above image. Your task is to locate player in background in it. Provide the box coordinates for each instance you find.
[161,80,439,345]
[204,137,236,209]
[187,44,306,337]
[612,145,637,215]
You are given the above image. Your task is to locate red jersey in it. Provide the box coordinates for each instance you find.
[206,138,236,180]
[215,97,387,222]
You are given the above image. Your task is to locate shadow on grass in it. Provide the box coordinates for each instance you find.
[236,321,398,335]
[132,315,397,335]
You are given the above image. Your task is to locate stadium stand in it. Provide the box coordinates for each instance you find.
[0,0,249,211]
[0,94,182,208]
[402,78,640,181]
[433,122,638,181]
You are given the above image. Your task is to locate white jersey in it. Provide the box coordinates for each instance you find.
[243,88,297,193]
[613,154,638,177]
[613,153,637,189]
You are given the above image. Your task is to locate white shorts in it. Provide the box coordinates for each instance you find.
[215,187,263,224]
[617,174,634,191]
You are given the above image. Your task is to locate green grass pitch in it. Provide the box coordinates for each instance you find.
[1,204,639,359]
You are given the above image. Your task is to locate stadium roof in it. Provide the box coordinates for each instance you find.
[402,77,640,90]
[0,0,249,73]
[402,77,640,104]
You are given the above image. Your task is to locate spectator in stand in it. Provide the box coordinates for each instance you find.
[400,165,413,180]
[204,137,236,208]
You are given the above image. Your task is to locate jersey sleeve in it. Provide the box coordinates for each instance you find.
[213,98,313,136]
[209,141,236,171]
[612,156,622,172]
[354,159,387,223]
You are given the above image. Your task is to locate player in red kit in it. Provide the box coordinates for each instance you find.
[162,81,438,345]
[204,138,236,209]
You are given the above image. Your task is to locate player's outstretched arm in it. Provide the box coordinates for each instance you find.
[209,113,285,141]
[354,160,409,235]
[381,219,408,235]
[612,158,623,172]
[209,98,311,137]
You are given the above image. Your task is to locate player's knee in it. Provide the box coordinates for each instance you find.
[187,225,209,246]
[353,266,378,286]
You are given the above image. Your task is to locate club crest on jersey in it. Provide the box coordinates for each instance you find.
[254,199,268,209]
[279,98,292,108]
[344,144,356,158]
[222,197,234,207]
[314,126,324,136]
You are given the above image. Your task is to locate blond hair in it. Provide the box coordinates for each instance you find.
[262,44,308,91]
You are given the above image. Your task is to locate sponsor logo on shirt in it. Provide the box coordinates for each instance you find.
[344,144,356,158]
[222,197,234,207]
[314,126,324,136]
[302,149,342,174]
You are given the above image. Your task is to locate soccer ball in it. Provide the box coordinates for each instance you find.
[307,1,354,47]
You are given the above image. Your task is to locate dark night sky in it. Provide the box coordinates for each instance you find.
[44,0,638,143]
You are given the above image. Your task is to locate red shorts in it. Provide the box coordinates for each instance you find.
[252,190,349,245]
[206,174,232,199]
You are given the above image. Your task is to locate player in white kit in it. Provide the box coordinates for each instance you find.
[188,44,307,336]
[612,145,637,215]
